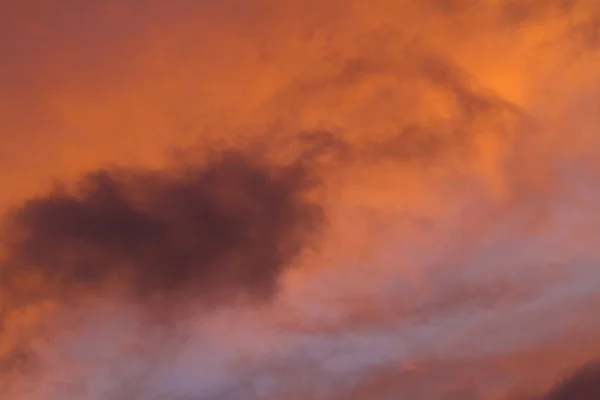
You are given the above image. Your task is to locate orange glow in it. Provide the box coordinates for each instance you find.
[1,1,600,399]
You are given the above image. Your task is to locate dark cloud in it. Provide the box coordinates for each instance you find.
[538,361,600,400]
[501,0,577,24]
[0,150,323,316]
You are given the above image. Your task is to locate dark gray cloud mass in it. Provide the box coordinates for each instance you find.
[539,361,600,400]
[0,150,323,317]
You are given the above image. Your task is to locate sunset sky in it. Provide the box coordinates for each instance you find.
[1,1,600,399]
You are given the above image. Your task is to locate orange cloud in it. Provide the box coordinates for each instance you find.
[2,0,600,399]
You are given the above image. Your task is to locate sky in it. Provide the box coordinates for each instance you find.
[1,0,600,399]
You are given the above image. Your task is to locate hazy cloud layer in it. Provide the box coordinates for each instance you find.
[1,0,600,399]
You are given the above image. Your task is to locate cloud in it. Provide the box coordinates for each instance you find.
[2,0,600,399]
[540,361,600,400]
[0,150,323,318]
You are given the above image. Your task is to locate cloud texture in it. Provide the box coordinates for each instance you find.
[1,0,600,399]
[0,151,322,312]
